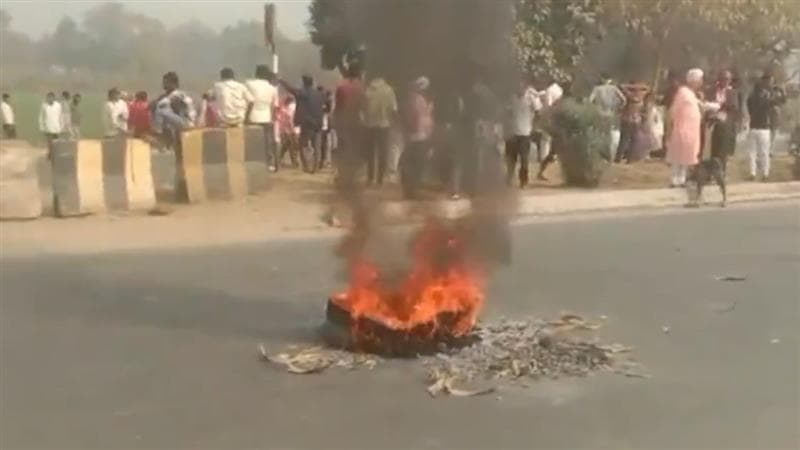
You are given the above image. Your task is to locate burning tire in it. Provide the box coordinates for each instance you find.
[324,296,478,356]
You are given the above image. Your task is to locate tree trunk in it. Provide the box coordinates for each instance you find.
[652,47,665,93]
[652,2,679,93]
[651,27,671,93]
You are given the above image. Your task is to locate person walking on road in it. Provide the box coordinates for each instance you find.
[246,65,280,171]
[362,71,398,186]
[39,92,63,146]
[1,93,16,139]
[666,68,704,187]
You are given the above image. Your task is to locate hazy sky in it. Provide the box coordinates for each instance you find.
[2,0,312,40]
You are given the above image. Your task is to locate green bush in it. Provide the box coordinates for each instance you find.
[544,98,611,187]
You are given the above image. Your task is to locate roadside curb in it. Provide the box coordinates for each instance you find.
[376,181,800,221]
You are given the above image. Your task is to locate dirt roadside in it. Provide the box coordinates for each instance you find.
[3,180,798,257]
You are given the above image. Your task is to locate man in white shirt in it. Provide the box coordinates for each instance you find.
[102,88,128,138]
[505,81,540,188]
[1,93,16,139]
[39,92,63,146]
[245,64,279,169]
[543,79,564,108]
[214,67,253,127]
[535,77,564,164]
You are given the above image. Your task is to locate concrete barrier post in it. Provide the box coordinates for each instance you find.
[176,126,268,203]
[51,138,156,216]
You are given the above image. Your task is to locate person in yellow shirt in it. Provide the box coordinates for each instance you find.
[362,72,398,186]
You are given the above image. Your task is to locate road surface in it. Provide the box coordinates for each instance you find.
[1,202,798,449]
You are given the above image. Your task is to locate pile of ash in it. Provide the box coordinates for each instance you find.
[422,315,646,396]
[259,314,645,398]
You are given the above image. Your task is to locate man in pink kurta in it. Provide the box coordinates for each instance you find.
[666,68,704,186]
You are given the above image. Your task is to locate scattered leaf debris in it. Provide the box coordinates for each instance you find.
[258,314,644,397]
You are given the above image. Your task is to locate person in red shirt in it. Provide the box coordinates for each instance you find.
[128,91,151,138]
[333,66,365,176]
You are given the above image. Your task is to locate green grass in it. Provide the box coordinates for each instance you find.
[8,91,105,145]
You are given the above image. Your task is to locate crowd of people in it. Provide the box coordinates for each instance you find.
[662,68,788,185]
[0,63,795,197]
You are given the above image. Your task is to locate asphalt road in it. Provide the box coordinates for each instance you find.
[1,202,799,450]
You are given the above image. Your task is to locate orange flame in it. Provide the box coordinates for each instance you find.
[333,220,485,345]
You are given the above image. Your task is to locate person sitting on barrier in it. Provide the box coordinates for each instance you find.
[214,67,253,127]
[198,91,219,128]
[152,71,196,150]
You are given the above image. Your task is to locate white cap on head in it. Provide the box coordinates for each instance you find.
[686,68,704,84]
[414,76,430,91]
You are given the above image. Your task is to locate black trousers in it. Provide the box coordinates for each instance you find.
[3,124,17,139]
[400,140,430,199]
[505,135,531,187]
[364,127,391,184]
[616,120,637,162]
[299,125,321,173]
[530,130,545,162]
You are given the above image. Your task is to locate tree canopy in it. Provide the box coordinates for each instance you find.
[309,0,800,91]
[0,4,329,92]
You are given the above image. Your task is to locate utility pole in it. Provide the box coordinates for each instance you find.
[264,3,278,74]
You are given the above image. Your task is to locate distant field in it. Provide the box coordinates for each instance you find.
[8,91,105,145]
